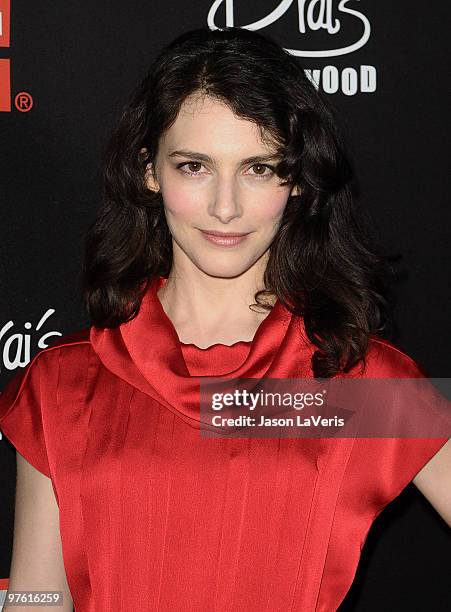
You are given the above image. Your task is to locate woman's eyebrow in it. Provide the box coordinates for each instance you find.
[168,149,281,166]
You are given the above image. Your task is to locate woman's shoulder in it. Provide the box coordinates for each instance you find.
[362,335,428,378]
[31,327,93,369]
[42,326,92,356]
[0,328,93,411]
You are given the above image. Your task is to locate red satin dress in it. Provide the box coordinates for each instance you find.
[0,276,448,611]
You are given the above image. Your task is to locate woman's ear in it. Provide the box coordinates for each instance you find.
[145,163,160,193]
[140,147,160,193]
[291,184,301,197]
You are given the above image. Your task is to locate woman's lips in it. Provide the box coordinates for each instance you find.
[199,230,251,247]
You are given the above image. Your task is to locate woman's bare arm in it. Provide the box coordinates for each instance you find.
[413,438,451,527]
[3,452,73,611]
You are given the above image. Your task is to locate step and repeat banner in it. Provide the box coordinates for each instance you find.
[0,2,450,610]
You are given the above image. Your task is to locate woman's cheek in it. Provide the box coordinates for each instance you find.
[256,189,290,221]
[162,187,202,220]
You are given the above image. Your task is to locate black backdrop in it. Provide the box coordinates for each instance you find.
[0,1,450,609]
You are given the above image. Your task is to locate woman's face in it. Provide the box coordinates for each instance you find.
[145,94,300,279]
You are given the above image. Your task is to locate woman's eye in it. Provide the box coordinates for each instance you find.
[178,161,205,175]
[177,161,275,179]
[247,163,275,179]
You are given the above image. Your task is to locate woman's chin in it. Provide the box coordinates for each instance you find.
[192,260,258,280]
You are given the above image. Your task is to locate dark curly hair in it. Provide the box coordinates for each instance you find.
[81,26,395,378]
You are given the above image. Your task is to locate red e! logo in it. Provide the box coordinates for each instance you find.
[0,1,32,112]
[0,0,11,112]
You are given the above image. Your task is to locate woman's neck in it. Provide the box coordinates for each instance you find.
[156,274,276,348]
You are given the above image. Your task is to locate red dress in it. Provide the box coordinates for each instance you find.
[0,276,448,611]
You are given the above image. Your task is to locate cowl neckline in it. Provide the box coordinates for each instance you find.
[90,276,313,429]
[180,340,252,376]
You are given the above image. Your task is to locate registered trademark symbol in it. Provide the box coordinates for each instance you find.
[14,91,33,112]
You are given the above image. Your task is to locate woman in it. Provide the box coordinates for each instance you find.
[1,26,450,612]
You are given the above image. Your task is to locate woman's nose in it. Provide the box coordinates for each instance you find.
[208,178,243,224]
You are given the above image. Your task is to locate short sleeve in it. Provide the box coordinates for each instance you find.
[357,339,451,509]
[0,354,52,478]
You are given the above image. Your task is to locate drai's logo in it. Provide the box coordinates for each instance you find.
[0,309,61,371]
[207,0,375,95]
